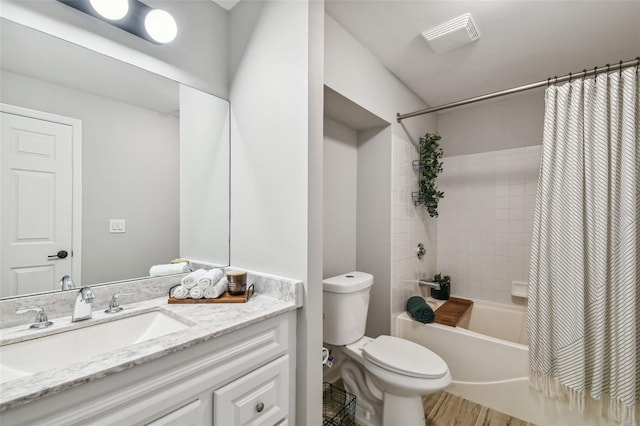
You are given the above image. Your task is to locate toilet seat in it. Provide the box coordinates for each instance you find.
[362,335,448,379]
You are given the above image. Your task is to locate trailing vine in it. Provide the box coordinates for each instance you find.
[415,133,444,217]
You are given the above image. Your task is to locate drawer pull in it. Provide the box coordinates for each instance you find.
[256,402,265,413]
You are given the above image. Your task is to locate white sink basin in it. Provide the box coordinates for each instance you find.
[0,310,191,384]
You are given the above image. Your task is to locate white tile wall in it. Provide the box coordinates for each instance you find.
[436,145,541,306]
[390,134,437,328]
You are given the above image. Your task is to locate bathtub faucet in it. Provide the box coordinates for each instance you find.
[418,280,440,291]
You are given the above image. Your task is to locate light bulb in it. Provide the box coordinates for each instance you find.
[144,9,177,44]
[89,0,129,20]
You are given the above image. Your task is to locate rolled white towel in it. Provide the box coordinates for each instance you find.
[171,285,189,299]
[181,269,207,289]
[204,277,228,299]
[149,262,189,277]
[197,269,224,290]
[189,286,204,299]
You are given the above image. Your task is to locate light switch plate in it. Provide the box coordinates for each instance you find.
[109,219,126,233]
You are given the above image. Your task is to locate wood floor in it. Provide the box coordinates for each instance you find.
[329,380,534,425]
[422,391,535,426]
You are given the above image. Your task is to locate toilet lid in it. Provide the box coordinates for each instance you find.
[362,335,448,379]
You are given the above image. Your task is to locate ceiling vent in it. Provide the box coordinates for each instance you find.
[422,13,480,54]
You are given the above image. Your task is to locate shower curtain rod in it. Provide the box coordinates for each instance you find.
[396,57,640,122]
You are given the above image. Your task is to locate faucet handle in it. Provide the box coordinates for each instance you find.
[79,286,95,302]
[105,292,133,314]
[16,305,54,329]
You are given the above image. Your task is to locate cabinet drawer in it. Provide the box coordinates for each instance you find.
[214,355,289,426]
[146,399,202,426]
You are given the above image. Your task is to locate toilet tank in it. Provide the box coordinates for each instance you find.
[323,272,374,346]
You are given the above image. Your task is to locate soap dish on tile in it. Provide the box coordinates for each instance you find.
[511,281,528,298]
[168,284,255,304]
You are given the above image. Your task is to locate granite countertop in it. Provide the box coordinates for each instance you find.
[0,290,298,412]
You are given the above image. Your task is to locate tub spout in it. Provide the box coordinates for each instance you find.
[418,280,440,291]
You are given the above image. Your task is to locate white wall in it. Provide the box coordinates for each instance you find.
[323,118,358,277]
[324,14,431,141]
[0,0,229,99]
[1,70,179,285]
[323,117,394,336]
[390,132,438,326]
[435,91,545,306]
[229,0,309,279]
[355,126,393,336]
[324,13,438,337]
[306,1,325,423]
[437,90,545,157]
[179,85,230,266]
[437,146,540,305]
[229,1,322,424]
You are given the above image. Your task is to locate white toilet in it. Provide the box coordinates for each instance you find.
[323,271,451,426]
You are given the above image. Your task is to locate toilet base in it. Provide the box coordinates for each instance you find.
[382,393,426,426]
[354,405,383,426]
[341,359,383,424]
[339,354,443,426]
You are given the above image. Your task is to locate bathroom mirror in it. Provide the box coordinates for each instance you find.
[0,19,230,298]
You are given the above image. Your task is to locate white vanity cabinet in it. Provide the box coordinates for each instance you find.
[146,399,204,425]
[0,312,296,426]
[213,355,289,425]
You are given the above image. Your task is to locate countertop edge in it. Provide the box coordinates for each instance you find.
[0,294,298,412]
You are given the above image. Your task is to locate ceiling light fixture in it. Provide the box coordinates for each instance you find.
[89,0,129,21]
[57,0,178,45]
[144,9,177,44]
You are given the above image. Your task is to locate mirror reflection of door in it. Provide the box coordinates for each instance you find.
[1,106,80,297]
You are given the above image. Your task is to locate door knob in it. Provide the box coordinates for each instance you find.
[48,250,69,260]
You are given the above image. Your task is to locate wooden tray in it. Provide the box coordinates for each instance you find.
[434,297,473,327]
[168,284,254,304]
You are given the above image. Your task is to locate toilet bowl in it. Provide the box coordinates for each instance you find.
[340,335,451,426]
[323,272,451,426]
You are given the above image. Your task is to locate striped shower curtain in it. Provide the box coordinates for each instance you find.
[528,66,639,425]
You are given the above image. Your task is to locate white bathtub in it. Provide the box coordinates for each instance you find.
[397,298,618,426]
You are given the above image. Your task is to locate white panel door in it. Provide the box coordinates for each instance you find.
[1,112,73,297]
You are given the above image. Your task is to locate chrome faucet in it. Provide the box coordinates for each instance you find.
[418,279,441,291]
[72,286,96,322]
[59,275,75,291]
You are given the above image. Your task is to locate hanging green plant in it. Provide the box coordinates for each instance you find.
[413,132,444,217]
